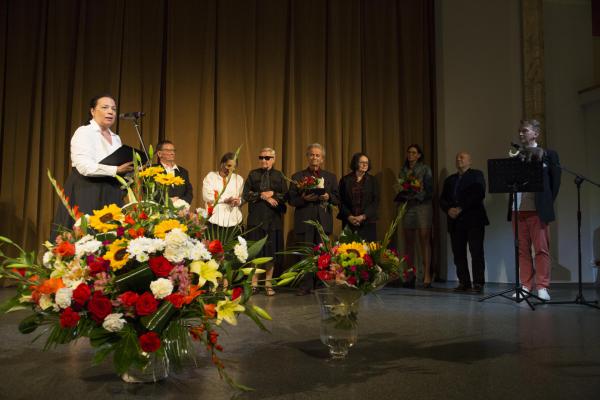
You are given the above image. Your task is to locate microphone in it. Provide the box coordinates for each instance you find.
[119,111,145,120]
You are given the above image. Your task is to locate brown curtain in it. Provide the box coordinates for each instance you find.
[0,0,435,256]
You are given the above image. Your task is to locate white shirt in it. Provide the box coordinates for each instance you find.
[202,171,244,227]
[71,120,122,177]
[514,142,538,211]
[160,163,179,175]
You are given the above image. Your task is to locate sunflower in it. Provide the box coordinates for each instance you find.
[153,219,188,239]
[154,173,185,186]
[336,242,368,258]
[139,166,164,178]
[103,238,130,271]
[88,204,123,233]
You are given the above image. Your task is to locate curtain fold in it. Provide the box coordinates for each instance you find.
[0,0,435,255]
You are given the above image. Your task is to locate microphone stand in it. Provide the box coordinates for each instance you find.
[547,165,600,309]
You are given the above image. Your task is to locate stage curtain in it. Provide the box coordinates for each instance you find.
[0,0,436,257]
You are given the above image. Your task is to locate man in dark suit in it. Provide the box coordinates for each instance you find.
[289,143,340,295]
[156,140,193,204]
[440,151,489,293]
[508,119,561,301]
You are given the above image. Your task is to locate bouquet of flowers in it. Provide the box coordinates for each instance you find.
[394,174,422,202]
[0,149,270,388]
[296,175,325,194]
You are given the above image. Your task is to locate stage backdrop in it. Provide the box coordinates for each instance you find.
[0,0,435,259]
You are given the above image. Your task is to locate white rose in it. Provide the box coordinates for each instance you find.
[54,287,73,309]
[150,278,174,299]
[102,313,126,332]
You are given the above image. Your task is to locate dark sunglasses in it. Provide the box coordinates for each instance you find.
[258,156,273,160]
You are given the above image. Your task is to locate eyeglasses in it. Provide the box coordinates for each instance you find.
[258,156,273,160]
[358,161,369,165]
[160,148,176,153]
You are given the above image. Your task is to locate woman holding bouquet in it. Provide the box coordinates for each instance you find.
[338,152,379,242]
[395,144,433,288]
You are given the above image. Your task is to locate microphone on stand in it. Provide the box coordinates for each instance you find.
[119,111,145,120]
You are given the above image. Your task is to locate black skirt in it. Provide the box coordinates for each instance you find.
[51,168,124,238]
[246,225,284,276]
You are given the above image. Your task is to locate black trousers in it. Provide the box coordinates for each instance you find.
[449,225,485,286]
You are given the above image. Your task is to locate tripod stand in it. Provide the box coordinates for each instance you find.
[546,166,599,309]
[479,158,544,310]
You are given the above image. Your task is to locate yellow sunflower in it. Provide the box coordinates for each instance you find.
[88,204,123,233]
[103,238,129,271]
[154,173,185,186]
[153,219,188,238]
[336,242,368,258]
[139,166,164,178]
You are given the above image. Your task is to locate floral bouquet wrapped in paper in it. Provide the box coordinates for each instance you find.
[0,149,270,388]
[295,175,326,196]
[393,174,422,203]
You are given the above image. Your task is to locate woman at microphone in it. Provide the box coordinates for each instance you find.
[51,94,133,238]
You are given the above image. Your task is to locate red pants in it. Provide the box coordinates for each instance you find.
[513,211,551,289]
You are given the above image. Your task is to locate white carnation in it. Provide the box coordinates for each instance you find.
[164,228,188,246]
[42,251,54,267]
[189,239,211,261]
[54,287,73,309]
[164,229,192,263]
[196,207,209,219]
[234,236,248,263]
[102,313,126,332]
[75,235,102,258]
[150,278,174,299]
[164,245,188,264]
[127,237,166,262]
[172,198,190,210]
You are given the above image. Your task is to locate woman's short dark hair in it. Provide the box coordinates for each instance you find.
[349,152,371,172]
[220,152,237,166]
[85,93,116,125]
[403,144,424,168]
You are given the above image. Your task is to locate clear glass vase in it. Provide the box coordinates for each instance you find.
[121,352,170,383]
[315,287,362,360]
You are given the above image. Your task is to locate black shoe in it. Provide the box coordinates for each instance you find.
[296,288,312,296]
[471,284,484,294]
[453,283,471,292]
[402,280,416,289]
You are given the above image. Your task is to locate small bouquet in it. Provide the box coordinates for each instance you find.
[0,148,271,389]
[394,174,422,202]
[296,175,325,195]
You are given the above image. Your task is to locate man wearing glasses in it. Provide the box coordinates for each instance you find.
[242,148,289,296]
[156,140,194,204]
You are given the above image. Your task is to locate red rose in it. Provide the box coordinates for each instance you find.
[165,293,185,308]
[87,255,109,275]
[363,254,374,268]
[149,256,174,278]
[87,292,113,323]
[59,307,80,328]
[136,292,158,316]
[139,332,161,353]
[72,283,91,306]
[119,291,139,307]
[208,240,224,254]
[317,254,331,270]
[53,241,75,258]
[231,287,242,301]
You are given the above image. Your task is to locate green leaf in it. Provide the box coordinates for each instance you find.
[251,257,272,265]
[276,277,295,287]
[339,225,363,244]
[247,235,267,260]
[0,296,22,313]
[92,345,114,365]
[141,301,176,332]
[114,265,155,292]
[18,313,43,334]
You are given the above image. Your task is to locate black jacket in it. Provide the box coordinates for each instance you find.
[242,168,288,230]
[154,164,194,204]
[337,172,379,224]
[440,168,489,232]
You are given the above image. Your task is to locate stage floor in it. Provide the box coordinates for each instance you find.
[1,283,600,400]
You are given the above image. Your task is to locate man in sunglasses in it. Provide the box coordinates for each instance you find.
[242,148,289,296]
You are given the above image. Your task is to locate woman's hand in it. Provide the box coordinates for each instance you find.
[117,161,134,174]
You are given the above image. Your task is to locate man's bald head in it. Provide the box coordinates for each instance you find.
[456,151,472,174]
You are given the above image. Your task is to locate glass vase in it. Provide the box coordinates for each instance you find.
[315,287,362,360]
[121,352,170,383]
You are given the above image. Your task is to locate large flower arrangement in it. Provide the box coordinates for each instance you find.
[0,151,270,388]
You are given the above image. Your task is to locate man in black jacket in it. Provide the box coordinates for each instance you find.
[289,143,340,295]
[440,152,489,293]
[156,140,193,205]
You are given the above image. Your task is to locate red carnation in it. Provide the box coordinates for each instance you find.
[231,287,243,301]
[363,254,374,268]
[87,292,113,323]
[72,283,91,306]
[119,291,140,307]
[149,256,174,278]
[139,211,148,220]
[136,292,158,316]
[165,293,185,308]
[347,276,358,286]
[53,241,75,258]
[59,307,80,328]
[208,240,223,254]
[360,270,370,281]
[317,254,331,270]
[139,332,161,353]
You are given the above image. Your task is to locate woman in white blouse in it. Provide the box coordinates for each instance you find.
[51,94,133,237]
[202,152,244,236]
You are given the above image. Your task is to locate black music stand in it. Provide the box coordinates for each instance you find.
[546,166,599,309]
[479,157,544,310]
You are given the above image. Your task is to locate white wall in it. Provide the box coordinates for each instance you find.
[436,0,596,283]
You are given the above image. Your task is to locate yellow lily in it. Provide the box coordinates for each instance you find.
[215,297,245,326]
[190,259,222,287]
